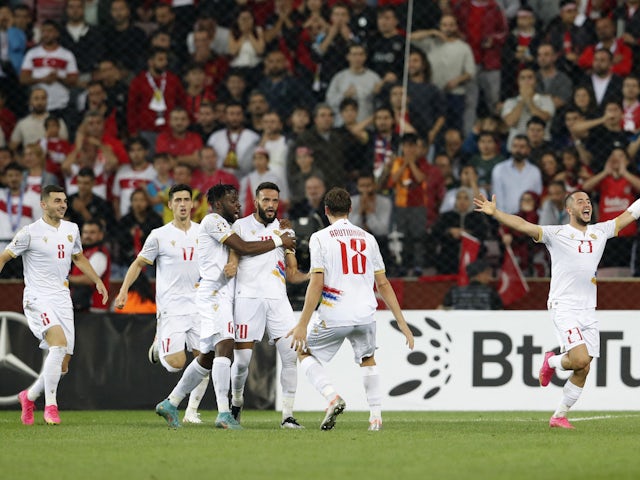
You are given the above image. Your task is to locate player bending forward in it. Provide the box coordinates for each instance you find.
[0,185,108,425]
[474,191,640,428]
[155,184,295,429]
[287,187,414,431]
[115,184,208,423]
[228,182,310,428]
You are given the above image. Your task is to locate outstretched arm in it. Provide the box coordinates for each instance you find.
[617,198,640,233]
[474,193,542,240]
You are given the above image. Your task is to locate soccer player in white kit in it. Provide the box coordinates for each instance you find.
[115,184,208,423]
[155,184,296,429]
[287,187,415,431]
[0,185,108,425]
[474,190,640,429]
[228,182,310,428]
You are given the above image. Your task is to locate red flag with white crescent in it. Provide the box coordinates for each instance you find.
[498,245,530,305]
[457,232,481,286]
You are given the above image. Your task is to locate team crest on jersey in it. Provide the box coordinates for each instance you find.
[590,234,597,239]
[213,304,219,311]
[170,240,176,247]
[67,234,73,242]
[43,236,48,243]
[216,222,227,232]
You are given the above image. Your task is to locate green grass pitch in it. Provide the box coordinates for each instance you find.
[2,410,639,479]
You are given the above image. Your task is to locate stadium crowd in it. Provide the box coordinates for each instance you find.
[2,0,640,303]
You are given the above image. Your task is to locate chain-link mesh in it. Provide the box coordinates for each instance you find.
[1,0,639,310]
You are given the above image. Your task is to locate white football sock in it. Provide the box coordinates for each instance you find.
[553,379,583,418]
[168,358,210,407]
[300,355,336,402]
[548,354,568,371]
[361,365,382,420]
[213,356,232,413]
[27,376,44,402]
[276,339,298,418]
[43,346,66,406]
[230,349,252,408]
[186,376,209,412]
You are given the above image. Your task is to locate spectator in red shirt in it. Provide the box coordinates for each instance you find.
[451,0,508,124]
[190,29,229,95]
[191,145,240,195]
[578,17,633,77]
[582,147,640,269]
[127,47,185,151]
[155,107,203,168]
[82,80,118,140]
[40,116,72,184]
[183,62,216,124]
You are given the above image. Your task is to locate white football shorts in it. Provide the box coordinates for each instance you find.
[306,319,377,364]
[549,307,599,358]
[197,289,234,354]
[234,297,296,344]
[23,294,75,354]
[157,313,201,357]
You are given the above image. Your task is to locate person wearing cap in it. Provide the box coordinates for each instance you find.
[439,259,503,310]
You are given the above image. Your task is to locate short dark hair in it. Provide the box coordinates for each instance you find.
[339,97,358,112]
[255,181,280,197]
[44,116,60,128]
[527,116,546,129]
[512,134,531,147]
[324,187,351,215]
[41,19,61,33]
[401,132,419,144]
[83,219,104,232]
[127,136,150,151]
[148,47,169,60]
[207,184,238,207]
[565,190,590,207]
[169,183,193,200]
[77,167,96,179]
[4,161,24,174]
[41,184,65,201]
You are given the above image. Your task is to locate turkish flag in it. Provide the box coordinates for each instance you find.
[498,245,530,305]
[457,232,481,286]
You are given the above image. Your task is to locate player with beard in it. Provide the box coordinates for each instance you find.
[155,184,295,429]
[474,190,640,429]
[227,182,309,428]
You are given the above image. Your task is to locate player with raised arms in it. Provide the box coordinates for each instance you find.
[0,185,108,425]
[287,187,414,431]
[474,190,640,428]
[115,183,208,423]
[155,184,296,429]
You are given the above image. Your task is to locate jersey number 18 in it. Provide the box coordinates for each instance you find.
[338,238,367,275]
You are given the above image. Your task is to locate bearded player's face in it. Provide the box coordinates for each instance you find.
[255,188,279,224]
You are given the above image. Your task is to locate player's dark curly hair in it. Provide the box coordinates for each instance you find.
[324,187,351,216]
[207,184,238,206]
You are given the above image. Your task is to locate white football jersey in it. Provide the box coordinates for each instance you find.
[138,221,200,316]
[197,213,235,295]
[309,218,385,327]
[540,220,616,309]
[232,215,292,299]
[5,218,82,297]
